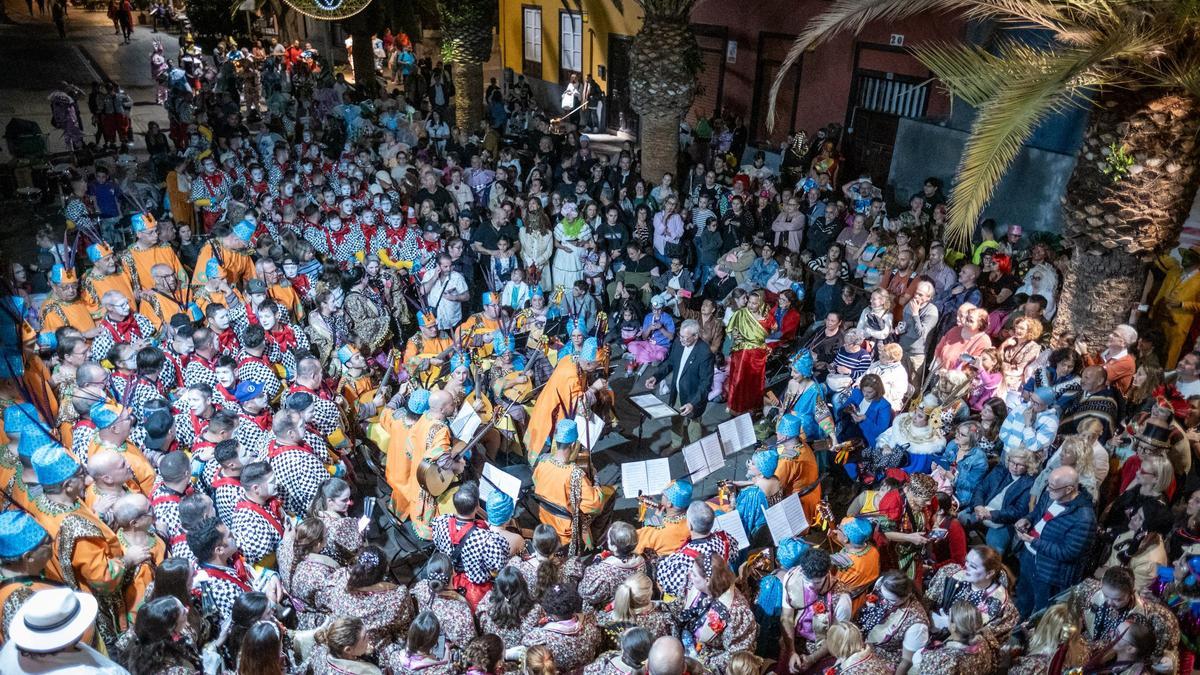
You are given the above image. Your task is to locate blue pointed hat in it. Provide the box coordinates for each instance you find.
[752,448,779,478]
[841,517,874,546]
[86,242,113,263]
[450,351,471,372]
[791,349,815,378]
[3,402,41,436]
[205,257,222,280]
[233,219,256,243]
[663,479,693,509]
[485,490,514,526]
[407,388,430,415]
[17,425,56,459]
[777,537,810,569]
[32,444,79,486]
[0,511,49,559]
[554,418,578,444]
[579,337,599,363]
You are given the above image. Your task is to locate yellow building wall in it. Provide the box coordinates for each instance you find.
[496,0,643,85]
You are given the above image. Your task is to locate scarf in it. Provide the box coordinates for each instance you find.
[560,216,585,239]
[266,324,297,353]
[217,328,240,353]
[104,314,143,343]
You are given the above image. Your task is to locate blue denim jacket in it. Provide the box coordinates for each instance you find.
[936,441,990,507]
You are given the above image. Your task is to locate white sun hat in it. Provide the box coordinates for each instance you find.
[9,588,98,653]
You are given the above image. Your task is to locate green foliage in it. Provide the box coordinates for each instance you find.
[1101,142,1134,181]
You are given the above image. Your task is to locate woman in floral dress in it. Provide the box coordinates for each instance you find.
[521,581,604,672]
[595,573,673,648]
[578,522,647,609]
[307,617,384,675]
[410,552,477,649]
[389,611,458,675]
[911,601,999,675]
[285,517,338,630]
[320,546,414,666]
[477,565,546,651]
[856,570,931,674]
[666,552,759,674]
[308,477,364,565]
[924,546,1020,642]
[509,524,584,600]
[824,622,896,675]
[584,626,653,675]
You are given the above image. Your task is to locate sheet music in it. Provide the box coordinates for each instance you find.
[762,493,809,545]
[718,413,757,455]
[715,510,750,550]
[683,433,727,481]
[479,463,523,505]
[630,394,677,420]
[450,401,482,440]
[620,459,673,499]
[574,413,606,451]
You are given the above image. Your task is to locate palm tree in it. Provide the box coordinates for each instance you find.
[437,0,497,132]
[769,0,1200,345]
[629,0,702,183]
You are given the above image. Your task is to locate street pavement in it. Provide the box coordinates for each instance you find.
[0,0,169,157]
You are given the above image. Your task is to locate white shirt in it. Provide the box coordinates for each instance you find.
[1178,377,1200,399]
[676,343,695,400]
[0,641,129,674]
[426,270,468,329]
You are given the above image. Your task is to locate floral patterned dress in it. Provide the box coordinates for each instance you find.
[912,635,999,675]
[583,651,643,675]
[476,590,547,649]
[521,613,604,673]
[289,553,339,630]
[667,587,759,674]
[508,554,585,595]
[924,564,1020,640]
[319,568,414,665]
[578,554,647,609]
[411,580,477,648]
[831,648,898,675]
[595,603,675,649]
[387,645,458,675]
[1070,579,1180,668]
[856,596,931,669]
[307,643,384,675]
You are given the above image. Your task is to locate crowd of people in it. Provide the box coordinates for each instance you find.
[3,23,1200,675]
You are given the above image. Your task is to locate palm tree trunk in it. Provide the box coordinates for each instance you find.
[1053,90,1200,345]
[639,113,679,190]
[452,61,483,133]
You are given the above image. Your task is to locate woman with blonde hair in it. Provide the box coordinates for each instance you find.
[998,316,1043,392]
[596,572,672,643]
[308,617,382,675]
[1030,435,1096,505]
[824,622,892,674]
[522,645,556,675]
[1103,453,1173,537]
[911,600,999,674]
[1010,604,1086,675]
[725,651,766,675]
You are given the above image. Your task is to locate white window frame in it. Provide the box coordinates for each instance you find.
[560,11,583,74]
[523,7,542,64]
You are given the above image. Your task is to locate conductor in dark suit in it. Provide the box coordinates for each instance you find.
[644,319,713,451]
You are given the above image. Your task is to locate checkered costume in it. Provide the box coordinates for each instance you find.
[316,219,367,264]
[184,355,219,388]
[70,421,97,462]
[89,314,156,362]
[160,350,188,390]
[173,411,209,449]
[236,350,282,401]
[431,515,510,585]
[266,440,327,516]
[194,560,253,627]
[370,223,420,261]
[264,324,309,379]
[212,384,242,413]
[301,427,334,465]
[128,377,167,421]
[210,469,244,529]
[64,194,98,233]
[150,483,192,544]
[235,410,274,458]
[287,384,341,438]
[655,531,736,597]
[230,299,293,336]
[231,497,285,566]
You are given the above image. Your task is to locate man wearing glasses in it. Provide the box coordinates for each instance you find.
[1013,466,1096,616]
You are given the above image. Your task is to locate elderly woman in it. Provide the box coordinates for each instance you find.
[520,581,603,671]
[933,305,991,372]
[960,449,1037,554]
[667,552,758,674]
[998,316,1043,392]
[924,546,1021,640]
[934,422,990,508]
[911,601,999,674]
[1020,345,1083,410]
[863,342,909,412]
[579,522,647,609]
[1029,434,1097,506]
[826,328,873,395]
[857,571,931,675]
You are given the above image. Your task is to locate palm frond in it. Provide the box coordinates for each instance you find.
[912,39,1050,107]
[942,30,1150,249]
[1155,54,1200,101]
[765,0,972,132]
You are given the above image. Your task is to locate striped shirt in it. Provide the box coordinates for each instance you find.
[998,402,1060,459]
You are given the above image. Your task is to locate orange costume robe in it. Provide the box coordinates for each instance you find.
[635,513,690,556]
[87,437,156,497]
[39,297,96,334]
[30,496,128,642]
[192,241,255,289]
[138,291,188,332]
[404,333,454,388]
[532,454,607,548]
[121,244,184,291]
[0,575,60,644]
[0,445,35,512]
[121,531,167,622]
[81,268,137,315]
[524,356,587,465]
[837,545,881,613]
[405,413,456,539]
[456,313,502,359]
[383,412,417,515]
[270,283,306,322]
[19,344,60,426]
[194,284,243,314]
[775,442,822,523]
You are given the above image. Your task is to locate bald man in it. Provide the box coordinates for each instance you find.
[646,637,705,675]
[139,263,188,331]
[1014,466,1096,615]
[111,493,166,613]
[84,450,136,525]
[1059,365,1121,442]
